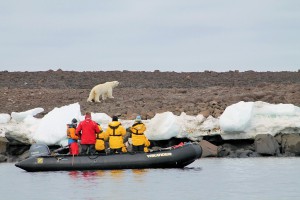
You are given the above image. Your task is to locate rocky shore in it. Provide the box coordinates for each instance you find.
[1,70,300,162]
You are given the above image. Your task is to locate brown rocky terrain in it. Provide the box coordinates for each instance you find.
[1,70,300,120]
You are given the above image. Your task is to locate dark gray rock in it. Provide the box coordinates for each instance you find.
[248,151,260,157]
[236,149,256,158]
[7,145,30,156]
[7,150,29,162]
[0,137,9,154]
[5,131,31,145]
[199,140,218,157]
[255,134,280,156]
[281,134,300,155]
[0,154,7,162]
[217,143,238,157]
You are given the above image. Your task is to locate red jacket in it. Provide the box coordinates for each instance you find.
[76,117,100,144]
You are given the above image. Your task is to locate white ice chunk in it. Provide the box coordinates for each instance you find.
[32,103,81,145]
[146,112,221,141]
[11,108,44,122]
[91,113,112,125]
[176,113,205,138]
[176,113,221,140]
[0,113,11,124]
[220,101,300,140]
[254,101,300,116]
[146,112,180,140]
[219,101,254,132]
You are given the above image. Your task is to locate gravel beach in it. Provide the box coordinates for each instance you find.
[1,70,300,119]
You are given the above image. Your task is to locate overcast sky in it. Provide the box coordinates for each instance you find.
[0,1,299,72]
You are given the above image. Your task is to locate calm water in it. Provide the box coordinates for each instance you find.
[1,158,300,200]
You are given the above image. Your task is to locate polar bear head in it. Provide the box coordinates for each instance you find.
[111,81,119,88]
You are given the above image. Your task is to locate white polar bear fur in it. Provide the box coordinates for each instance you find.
[87,81,119,102]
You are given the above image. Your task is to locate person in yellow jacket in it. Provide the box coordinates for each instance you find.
[130,115,150,153]
[95,122,109,153]
[105,116,127,153]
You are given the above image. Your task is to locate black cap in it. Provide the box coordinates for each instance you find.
[72,118,78,123]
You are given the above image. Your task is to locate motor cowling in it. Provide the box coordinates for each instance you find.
[29,143,50,157]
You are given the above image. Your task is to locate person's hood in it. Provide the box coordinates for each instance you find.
[109,121,121,127]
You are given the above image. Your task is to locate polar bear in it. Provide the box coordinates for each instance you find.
[87,81,119,102]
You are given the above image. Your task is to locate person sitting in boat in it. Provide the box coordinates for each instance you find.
[95,122,109,153]
[76,112,100,155]
[129,115,150,153]
[67,118,79,155]
[105,116,127,154]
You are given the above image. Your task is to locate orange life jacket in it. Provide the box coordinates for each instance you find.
[67,124,79,140]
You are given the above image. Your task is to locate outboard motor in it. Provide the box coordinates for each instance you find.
[29,143,51,157]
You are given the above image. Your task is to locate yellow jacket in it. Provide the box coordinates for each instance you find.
[130,122,150,147]
[95,125,109,151]
[105,121,127,150]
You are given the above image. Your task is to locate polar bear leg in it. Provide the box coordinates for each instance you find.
[102,93,108,100]
[87,90,95,102]
[107,88,114,99]
[94,92,101,102]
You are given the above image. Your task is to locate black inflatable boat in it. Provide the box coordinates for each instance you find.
[15,142,202,172]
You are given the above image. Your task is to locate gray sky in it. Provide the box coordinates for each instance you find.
[1,1,299,72]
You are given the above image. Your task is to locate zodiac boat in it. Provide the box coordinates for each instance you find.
[15,142,202,172]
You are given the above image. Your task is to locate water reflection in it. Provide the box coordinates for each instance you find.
[132,169,148,182]
[68,170,105,180]
[68,169,127,180]
[132,169,147,174]
[96,170,106,177]
[183,167,202,171]
[110,169,125,179]
[68,169,149,180]
[68,170,79,178]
